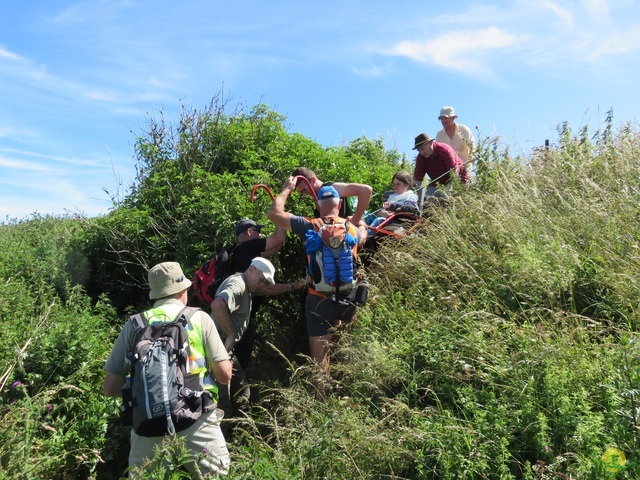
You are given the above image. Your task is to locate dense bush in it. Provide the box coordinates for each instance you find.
[81,99,406,314]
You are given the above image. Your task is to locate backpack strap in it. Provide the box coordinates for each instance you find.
[173,306,200,358]
[129,312,147,333]
[174,306,198,326]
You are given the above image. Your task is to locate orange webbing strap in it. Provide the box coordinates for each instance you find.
[307,286,329,299]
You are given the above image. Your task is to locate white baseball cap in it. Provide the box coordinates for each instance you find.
[250,257,275,284]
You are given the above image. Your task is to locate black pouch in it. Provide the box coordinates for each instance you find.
[202,391,217,413]
[347,276,369,307]
[354,280,368,306]
[182,373,204,415]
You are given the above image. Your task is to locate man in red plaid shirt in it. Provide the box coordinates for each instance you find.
[412,132,469,190]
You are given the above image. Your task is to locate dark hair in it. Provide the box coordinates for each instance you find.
[392,170,412,186]
[292,166,315,180]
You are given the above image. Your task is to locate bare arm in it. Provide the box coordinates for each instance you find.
[268,177,297,230]
[103,372,126,398]
[210,297,237,352]
[261,277,306,296]
[262,225,287,257]
[209,358,232,385]
[331,182,372,225]
[413,154,426,187]
[356,224,368,247]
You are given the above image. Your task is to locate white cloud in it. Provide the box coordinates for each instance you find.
[85,89,122,103]
[377,1,640,80]
[540,1,574,27]
[351,63,393,78]
[0,148,104,168]
[0,156,49,172]
[0,46,20,60]
[587,25,640,59]
[583,0,610,18]
[388,27,518,79]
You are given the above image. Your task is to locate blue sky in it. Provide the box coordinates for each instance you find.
[2,0,639,220]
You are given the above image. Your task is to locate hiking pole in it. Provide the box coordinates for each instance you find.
[250,184,275,202]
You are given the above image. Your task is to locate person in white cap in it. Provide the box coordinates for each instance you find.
[103,261,233,475]
[210,256,305,431]
[435,106,475,164]
[228,218,287,373]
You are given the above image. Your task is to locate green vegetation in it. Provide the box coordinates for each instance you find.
[0,99,638,479]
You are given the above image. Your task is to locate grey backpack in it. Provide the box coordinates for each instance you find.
[121,306,206,437]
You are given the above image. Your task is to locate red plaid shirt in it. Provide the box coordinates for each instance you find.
[413,141,469,186]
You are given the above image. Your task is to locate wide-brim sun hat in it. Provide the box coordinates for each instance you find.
[148,262,192,299]
[413,133,433,150]
[438,106,457,119]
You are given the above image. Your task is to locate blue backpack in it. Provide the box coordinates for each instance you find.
[304,217,359,298]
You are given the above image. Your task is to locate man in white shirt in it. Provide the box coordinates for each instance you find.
[435,106,475,165]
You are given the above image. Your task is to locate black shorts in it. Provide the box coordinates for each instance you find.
[305,292,357,337]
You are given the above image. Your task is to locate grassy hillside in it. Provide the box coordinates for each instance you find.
[0,104,638,479]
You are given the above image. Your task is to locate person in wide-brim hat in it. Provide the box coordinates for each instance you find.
[413,133,433,150]
[435,106,475,164]
[148,261,192,299]
[411,132,469,189]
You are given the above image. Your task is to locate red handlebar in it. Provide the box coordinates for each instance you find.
[292,175,318,203]
[250,184,275,202]
[251,176,319,204]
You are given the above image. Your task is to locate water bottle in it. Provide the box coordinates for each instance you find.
[189,356,199,374]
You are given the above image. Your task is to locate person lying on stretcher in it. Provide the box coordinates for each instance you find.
[365,170,420,234]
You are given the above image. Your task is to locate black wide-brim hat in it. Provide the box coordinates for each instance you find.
[413,133,433,150]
